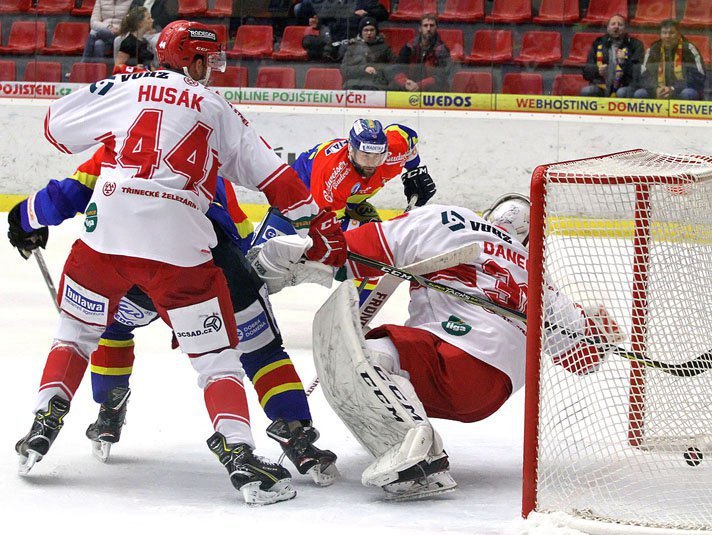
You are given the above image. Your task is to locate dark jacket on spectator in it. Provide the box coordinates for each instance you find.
[393,32,452,92]
[129,0,178,31]
[639,38,707,97]
[341,34,395,90]
[297,0,388,42]
[582,34,644,93]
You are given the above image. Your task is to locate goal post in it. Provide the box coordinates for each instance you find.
[523,149,712,532]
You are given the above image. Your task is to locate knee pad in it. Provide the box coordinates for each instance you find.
[190,347,246,390]
[365,337,408,379]
[53,311,105,359]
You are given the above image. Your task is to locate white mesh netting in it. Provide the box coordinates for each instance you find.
[531,150,712,532]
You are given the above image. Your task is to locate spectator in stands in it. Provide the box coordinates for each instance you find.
[635,19,706,100]
[114,6,154,74]
[294,0,388,43]
[392,14,451,93]
[129,0,178,31]
[340,16,395,90]
[302,12,337,62]
[83,0,134,59]
[580,14,644,98]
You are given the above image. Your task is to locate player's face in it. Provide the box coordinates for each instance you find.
[350,147,387,177]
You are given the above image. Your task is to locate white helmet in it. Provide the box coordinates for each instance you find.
[483,193,531,246]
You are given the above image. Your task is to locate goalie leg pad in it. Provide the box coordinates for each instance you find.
[313,282,432,458]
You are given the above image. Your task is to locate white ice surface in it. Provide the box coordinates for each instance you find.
[0,219,528,535]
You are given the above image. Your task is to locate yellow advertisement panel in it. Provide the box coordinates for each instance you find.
[669,101,712,120]
[386,91,493,111]
[496,94,669,118]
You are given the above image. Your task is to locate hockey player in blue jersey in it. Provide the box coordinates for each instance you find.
[7,147,339,487]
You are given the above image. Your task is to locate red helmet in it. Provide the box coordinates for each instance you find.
[156,20,224,71]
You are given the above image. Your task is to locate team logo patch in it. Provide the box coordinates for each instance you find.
[167,297,230,354]
[84,202,98,233]
[441,315,472,336]
[441,210,466,232]
[184,76,199,87]
[102,181,116,196]
[114,298,158,327]
[236,312,269,342]
[60,276,109,324]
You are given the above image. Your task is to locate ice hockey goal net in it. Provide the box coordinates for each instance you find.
[523,149,712,533]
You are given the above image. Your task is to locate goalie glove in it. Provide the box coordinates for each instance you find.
[305,208,347,267]
[401,166,436,208]
[7,202,48,259]
[247,235,334,294]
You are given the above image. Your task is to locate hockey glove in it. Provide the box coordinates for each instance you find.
[7,202,48,259]
[401,166,436,208]
[344,201,382,224]
[305,208,347,267]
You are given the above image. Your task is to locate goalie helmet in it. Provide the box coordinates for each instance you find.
[483,193,531,246]
[156,20,226,85]
[348,119,388,177]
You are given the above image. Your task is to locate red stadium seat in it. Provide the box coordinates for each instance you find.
[226,25,273,59]
[390,0,437,21]
[210,66,248,87]
[203,23,228,46]
[485,0,533,23]
[438,29,464,62]
[562,32,598,66]
[177,0,207,17]
[687,34,711,67]
[256,66,295,88]
[681,0,712,28]
[581,0,628,25]
[0,21,46,55]
[630,0,675,26]
[629,33,658,50]
[69,62,107,83]
[0,60,16,81]
[502,73,543,95]
[438,0,484,22]
[206,0,232,17]
[0,0,31,13]
[71,0,94,16]
[552,74,589,96]
[30,0,73,14]
[464,30,513,65]
[24,61,62,82]
[533,0,580,24]
[514,31,562,67]
[41,22,89,55]
[380,27,416,55]
[304,67,343,90]
[451,71,492,93]
[273,26,310,61]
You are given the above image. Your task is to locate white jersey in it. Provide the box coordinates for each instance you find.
[45,70,317,266]
[344,204,585,392]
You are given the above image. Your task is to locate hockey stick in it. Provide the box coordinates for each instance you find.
[348,253,712,378]
[33,249,60,313]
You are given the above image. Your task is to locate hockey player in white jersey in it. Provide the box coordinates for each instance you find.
[14,20,347,506]
[250,195,624,500]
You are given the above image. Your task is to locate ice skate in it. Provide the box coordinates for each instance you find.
[16,395,70,475]
[207,432,296,506]
[85,386,130,462]
[267,418,340,486]
[381,454,457,502]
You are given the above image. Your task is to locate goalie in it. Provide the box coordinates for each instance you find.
[249,195,625,501]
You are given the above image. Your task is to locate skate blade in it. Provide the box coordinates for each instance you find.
[308,462,340,487]
[240,479,297,506]
[382,474,457,502]
[90,440,112,463]
[17,450,42,476]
